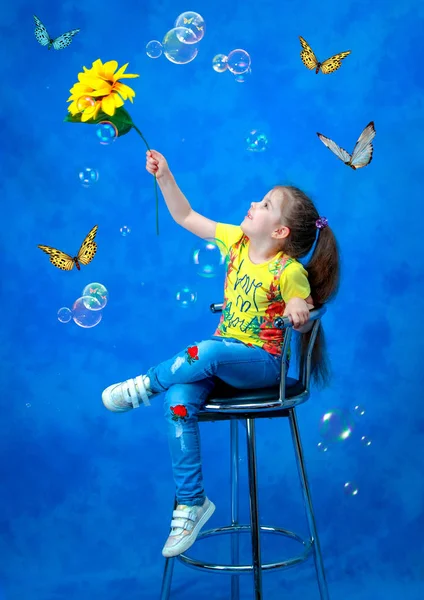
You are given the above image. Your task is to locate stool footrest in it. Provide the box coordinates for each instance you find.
[177,524,313,574]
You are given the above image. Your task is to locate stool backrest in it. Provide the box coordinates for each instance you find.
[282,306,327,391]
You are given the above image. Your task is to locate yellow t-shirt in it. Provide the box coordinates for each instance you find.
[214,223,311,356]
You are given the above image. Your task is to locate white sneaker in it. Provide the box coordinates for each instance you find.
[101,375,152,412]
[162,497,216,558]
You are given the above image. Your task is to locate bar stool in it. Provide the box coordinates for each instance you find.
[160,303,330,600]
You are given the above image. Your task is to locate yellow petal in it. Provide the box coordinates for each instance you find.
[91,59,104,73]
[115,82,136,100]
[114,61,139,80]
[115,72,140,80]
[70,83,93,95]
[111,91,124,108]
[79,75,111,91]
[77,71,99,82]
[87,86,112,97]
[81,103,101,122]
[101,95,116,116]
[68,101,80,116]
[114,62,129,79]
[93,103,102,120]
[114,82,128,100]
[103,60,118,79]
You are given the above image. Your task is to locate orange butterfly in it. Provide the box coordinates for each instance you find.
[299,36,351,74]
[38,225,98,270]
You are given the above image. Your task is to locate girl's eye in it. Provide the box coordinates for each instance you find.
[264,202,268,208]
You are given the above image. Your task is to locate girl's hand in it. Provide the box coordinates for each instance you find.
[283,297,314,330]
[146,150,171,180]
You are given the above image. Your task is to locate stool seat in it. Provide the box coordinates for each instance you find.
[198,378,307,422]
[209,377,305,401]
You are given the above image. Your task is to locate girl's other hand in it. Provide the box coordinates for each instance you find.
[146,150,171,180]
[283,297,314,330]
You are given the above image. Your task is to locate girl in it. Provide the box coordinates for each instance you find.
[102,150,340,559]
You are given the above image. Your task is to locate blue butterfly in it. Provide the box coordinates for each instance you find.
[33,14,80,50]
[317,122,376,169]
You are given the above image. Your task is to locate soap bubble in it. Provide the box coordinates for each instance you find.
[343,481,359,496]
[146,40,163,58]
[72,296,103,328]
[192,238,229,278]
[227,49,251,75]
[246,130,268,152]
[317,441,329,453]
[360,436,372,447]
[96,122,117,145]
[212,54,228,73]
[57,307,72,323]
[175,11,205,42]
[353,404,366,417]
[163,28,198,64]
[120,225,131,236]
[76,96,95,114]
[318,409,354,443]
[176,286,197,308]
[79,168,99,188]
[82,282,109,310]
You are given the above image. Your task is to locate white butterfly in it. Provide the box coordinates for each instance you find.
[317,121,376,170]
[33,14,80,50]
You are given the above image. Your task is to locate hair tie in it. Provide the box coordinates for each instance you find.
[316,216,328,230]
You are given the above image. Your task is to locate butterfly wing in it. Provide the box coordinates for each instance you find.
[52,29,80,50]
[76,225,98,266]
[320,51,351,74]
[317,132,352,164]
[299,36,319,70]
[33,14,51,47]
[350,121,376,169]
[38,245,75,271]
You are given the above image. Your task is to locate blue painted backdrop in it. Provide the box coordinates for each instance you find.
[1,0,423,598]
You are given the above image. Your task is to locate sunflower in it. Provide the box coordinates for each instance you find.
[67,59,139,122]
[64,59,160,235]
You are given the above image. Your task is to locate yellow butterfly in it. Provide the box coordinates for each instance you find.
[38,225,98,271]
[317,122,376,169]
[183,17,194,24]
[299,36,351,74]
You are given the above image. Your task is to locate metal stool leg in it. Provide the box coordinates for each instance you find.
[160,497,178,600]
[246,418,263,600]
[160,557,175,600]
[230,419,241,600]
[288,408,330,600]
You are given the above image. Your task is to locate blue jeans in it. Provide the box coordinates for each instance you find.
[146,336,284,506]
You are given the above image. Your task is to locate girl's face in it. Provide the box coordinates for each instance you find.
[241,188,288,241]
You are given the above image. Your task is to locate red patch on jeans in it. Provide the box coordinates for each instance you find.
[170,405,188,421]
[186,345,199,364]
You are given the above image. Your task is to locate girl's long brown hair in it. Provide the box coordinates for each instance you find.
[276,185,341,388]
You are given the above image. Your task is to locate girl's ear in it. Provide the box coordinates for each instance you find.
[274,226,290,238]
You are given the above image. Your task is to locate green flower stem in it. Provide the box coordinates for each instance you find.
[132,123,159,236]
